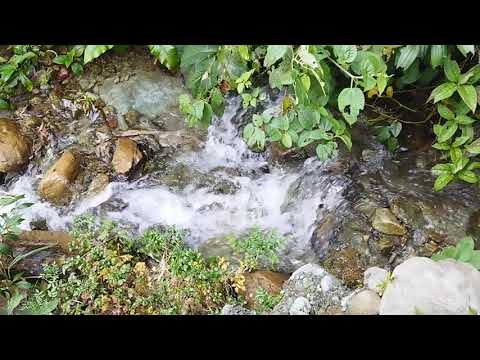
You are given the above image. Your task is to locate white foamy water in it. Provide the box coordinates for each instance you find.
[1,97,346,268]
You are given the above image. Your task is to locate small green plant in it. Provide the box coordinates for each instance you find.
[376,271,395,296]
[52,45,86,76]
[40,215,236,315]
[431,236,480,269]
[230,227,284,271]
[0,195,33,242]
[241,87,265,109]
[0,45,41,109]
[254,288,281,314]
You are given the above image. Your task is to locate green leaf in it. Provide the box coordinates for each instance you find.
[337,132,352,150]
[300,73,311,92]
[455,114,476,125]
[456,237,475,262]
[267,128,282,142]
[376,126,391,143]
[457,84,477,113]
[432,246,457,261]
[432,142,451,151]
[457,45,475,57]
[450,147,463,164]
[210,88,224,117]
[333,45,357,64]
[430,45,447,68]
[428,82,457,103]
[337,87,365,125]
[238,45,250,61]
[396,45,419,70]
[376,73,388,95]
[281,132,292,148]
[444,59,461,83]
[71,62,83,76]
[431,163,453,176]
[465,138,480,155]
[0,98,9,110]
[389,122,402,138]
[458,169,478,184]
[437,104,455,120]
[437,121,458,143]
[316,142,337,161]
[434,173,454,191]
[149,45,179,71]
[83,45,114,64]
[264,45,289,68]
[452,135,470,147]
[269,63,294,89]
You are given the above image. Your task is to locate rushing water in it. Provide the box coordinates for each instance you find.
[1,97,348,270]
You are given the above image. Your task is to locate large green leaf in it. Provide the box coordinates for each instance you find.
[428,82,457,103]
[396,45,419,70]
[444,59,461,83]
[333,45,357,64]
[83,45,114,64]
[316,142,337,161]
[437,121,458,143]
[264,45,289,68]
[180,46,219,98]
[457,45,475,57]
[457,84,477,113]
[337,87,365,125]
[456,237,475,262]
[430,45,447,68]
[148,45,179,71]
[434,173,454,191]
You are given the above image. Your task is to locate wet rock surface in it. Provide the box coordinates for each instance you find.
[0,118,32,173]
[112,138,143,175]
[38,150,80,204]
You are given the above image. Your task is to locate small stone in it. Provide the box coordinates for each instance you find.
[112,138,143,174]
[289,297,311,315]
[38,150,80,204]
[364,267,388,294]
[346,289,381,315]
[372,208,407,236]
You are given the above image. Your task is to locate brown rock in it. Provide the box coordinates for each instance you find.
[238,270,289,308]
[38,150,80,203]
[0,118,31,172]
[87,173,110,196]
[323,247,365,288]
[112,138,143,174]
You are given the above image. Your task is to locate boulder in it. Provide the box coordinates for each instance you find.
[379,257,480,315]
[38,150,80,203]
[289,296,311,315]
[372,208,407,236]
[272,263,349,315]
[112,138,143,174]
[0,118,31,172]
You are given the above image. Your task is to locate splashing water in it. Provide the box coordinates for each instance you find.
[1,96,347,270]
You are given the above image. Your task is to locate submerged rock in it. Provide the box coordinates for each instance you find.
[379,257,480,315]
[38,150,80,204]
[0,118,31,173]
[372,208,407,236]
[112,138,143,174]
